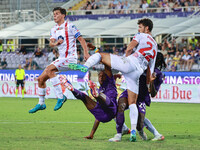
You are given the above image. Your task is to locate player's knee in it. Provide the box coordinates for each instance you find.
[37,77,44,84]
[118,98,128,112]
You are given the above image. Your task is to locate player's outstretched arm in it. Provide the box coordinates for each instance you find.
[77,36,90,60]
[125,40,138,56]
[84,119,100,139]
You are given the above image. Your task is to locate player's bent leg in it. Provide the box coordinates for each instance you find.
[29,72,48,113]
[78,93,96,110]
[137,112,147,141]
[44,64,67,111]
[95,93,112,109]
[99,53,111,68]
[117,97,129,135]
[59,75,96,110]
[109,97,129,142]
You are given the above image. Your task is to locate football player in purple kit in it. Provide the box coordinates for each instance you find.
[59,64,119,139]
[109,52,166,142]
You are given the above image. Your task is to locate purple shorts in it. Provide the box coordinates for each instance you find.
[89,98,117,123]
[119,90,146,114]
[137,102,146,114]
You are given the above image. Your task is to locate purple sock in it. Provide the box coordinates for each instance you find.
[72,89,86,101]
[116,111,125,134]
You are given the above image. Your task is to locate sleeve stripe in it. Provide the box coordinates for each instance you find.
[75,32,81,39]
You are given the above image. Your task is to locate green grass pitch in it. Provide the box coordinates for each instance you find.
[0,97,200,150]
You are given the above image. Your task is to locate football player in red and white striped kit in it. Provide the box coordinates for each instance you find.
[29,7,89,113]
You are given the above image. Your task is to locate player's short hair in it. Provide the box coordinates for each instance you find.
[53,7,66,17]
[137,18,153,32]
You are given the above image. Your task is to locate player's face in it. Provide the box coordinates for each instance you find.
[138,24,148,33]
[98,71,106,85]
[138,24,145,33]
[53,10,64,23]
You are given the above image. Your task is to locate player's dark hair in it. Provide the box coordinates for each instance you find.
[53,7,66,17]
[137,18,153,32]
[155,52,166,71]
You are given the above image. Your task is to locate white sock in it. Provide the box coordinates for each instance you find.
[84,53,101,68]
[129,104,138,132]
[144,118,160,136]
[38,88,46,105]
[51,76,63,99]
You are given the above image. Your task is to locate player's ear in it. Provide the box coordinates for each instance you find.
[145,26,149,33]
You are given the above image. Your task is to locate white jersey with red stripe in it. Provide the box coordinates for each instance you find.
[50,20,81,60]
[128,33,157,74]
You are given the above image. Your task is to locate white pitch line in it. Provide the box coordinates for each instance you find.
[0,121,92,124]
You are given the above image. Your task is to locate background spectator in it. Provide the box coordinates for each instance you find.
[7,39,14,52]
[1,58,7,69]
[34,47,44,58]
[28,58,38,70]
[19,45,27,55]
[77,50,84,64]
[0,40,3,53]
[53,51,59,61]
[148,0,158,13]
[47,48,57,63]
[23,58,29,70]
[142,0,149,13]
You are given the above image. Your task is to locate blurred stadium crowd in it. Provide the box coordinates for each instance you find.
[79,0,200,14]
[0,37,199,71]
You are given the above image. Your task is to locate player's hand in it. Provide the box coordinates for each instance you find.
[150,72,157,82]
[87,43,96,50]
[56,39,63,46]
[84,135,93,139]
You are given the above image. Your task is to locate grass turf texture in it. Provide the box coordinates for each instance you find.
[0,97,200,150]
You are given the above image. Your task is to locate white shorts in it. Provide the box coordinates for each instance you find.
[50,58,77,71]
[110,54,143,94]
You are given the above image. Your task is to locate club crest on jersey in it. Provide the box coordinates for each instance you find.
[58,35,64,40]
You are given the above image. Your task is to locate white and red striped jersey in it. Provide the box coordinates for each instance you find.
[130,33,157,74]
[50,20,81,59]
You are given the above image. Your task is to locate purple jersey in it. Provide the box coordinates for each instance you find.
[90,74,118,123]
[98,74,118,104]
